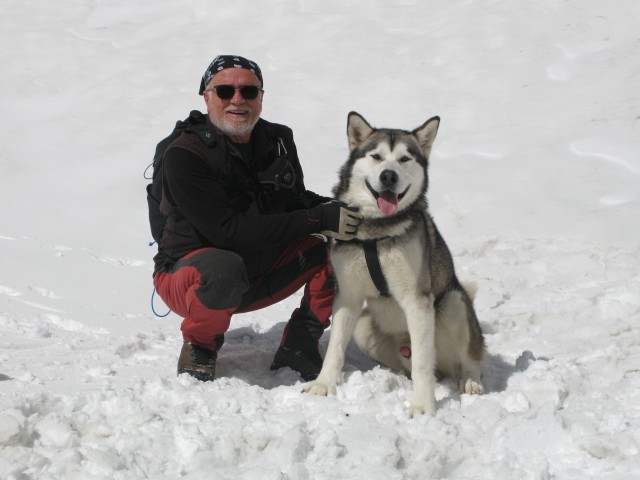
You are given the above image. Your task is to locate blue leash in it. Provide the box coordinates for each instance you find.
[148,238,170,317]
[151,287,171,317]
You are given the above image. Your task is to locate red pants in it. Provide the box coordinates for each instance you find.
[154,236,333,351]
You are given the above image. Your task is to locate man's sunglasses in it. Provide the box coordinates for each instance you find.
[206,85,262,100]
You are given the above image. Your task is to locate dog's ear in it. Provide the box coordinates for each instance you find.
[347,111,374,153]
[412,116,440,158]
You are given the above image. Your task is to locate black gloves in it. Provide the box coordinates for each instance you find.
[308,201,363,241]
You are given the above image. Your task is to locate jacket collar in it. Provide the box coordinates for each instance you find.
[205,117,274,165]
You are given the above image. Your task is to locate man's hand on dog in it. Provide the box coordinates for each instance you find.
[308,201,363,241]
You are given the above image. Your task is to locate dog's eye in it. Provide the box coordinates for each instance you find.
[400,156,412,163]
[370,153,382,161]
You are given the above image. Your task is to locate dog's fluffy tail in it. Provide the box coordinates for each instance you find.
[461,281,478,301]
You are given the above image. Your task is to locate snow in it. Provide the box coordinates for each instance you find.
[1,0,639,478]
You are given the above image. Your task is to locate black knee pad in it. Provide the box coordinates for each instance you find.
[187,249,249,310]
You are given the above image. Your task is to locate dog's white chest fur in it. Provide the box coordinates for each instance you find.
[332,236,425,301]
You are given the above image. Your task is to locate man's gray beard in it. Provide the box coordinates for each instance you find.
[211,116,259,139]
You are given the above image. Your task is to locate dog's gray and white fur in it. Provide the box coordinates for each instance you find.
[303,112,485,416]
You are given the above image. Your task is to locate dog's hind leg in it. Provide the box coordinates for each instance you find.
[435,289,485,394]
[353,309,411,375]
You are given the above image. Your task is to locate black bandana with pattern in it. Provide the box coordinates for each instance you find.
[198,55,263,95]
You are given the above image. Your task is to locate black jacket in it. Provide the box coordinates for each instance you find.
[153,114,329,276]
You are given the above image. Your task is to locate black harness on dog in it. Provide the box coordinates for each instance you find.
[336,236,392,298]
[363,240,391,297]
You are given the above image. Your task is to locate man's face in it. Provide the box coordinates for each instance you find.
[203,68,263,144]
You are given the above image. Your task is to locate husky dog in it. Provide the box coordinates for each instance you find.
[303,112,485,416]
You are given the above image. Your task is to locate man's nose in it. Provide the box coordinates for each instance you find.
[230,89,245,103]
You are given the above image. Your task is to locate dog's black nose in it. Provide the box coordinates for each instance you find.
[380,169,398,188]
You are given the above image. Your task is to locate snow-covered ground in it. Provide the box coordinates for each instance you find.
[1,1,639,478]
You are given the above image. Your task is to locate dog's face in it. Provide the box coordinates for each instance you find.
[333,112,440,218]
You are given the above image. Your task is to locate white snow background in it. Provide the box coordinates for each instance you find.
[1,0,639,479]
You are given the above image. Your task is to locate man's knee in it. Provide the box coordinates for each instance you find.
[183,249,249,310]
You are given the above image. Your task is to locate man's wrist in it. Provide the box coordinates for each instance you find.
[306,205,322,233]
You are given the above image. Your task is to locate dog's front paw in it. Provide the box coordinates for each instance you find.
[408,400,436,418]
[460,378,484,395]
[408,392,436,417]
[302,380,336,396]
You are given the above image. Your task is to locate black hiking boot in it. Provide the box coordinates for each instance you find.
[177,342,218,382]
[270,346,323,381]
[271,305,326,380]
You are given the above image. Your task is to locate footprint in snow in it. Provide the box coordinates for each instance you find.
[0,286,22,297]
[28,286,62,299]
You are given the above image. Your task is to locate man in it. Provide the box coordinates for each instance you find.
[152,55,362,382]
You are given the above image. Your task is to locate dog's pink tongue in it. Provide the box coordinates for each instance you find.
[378,191,398,215]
